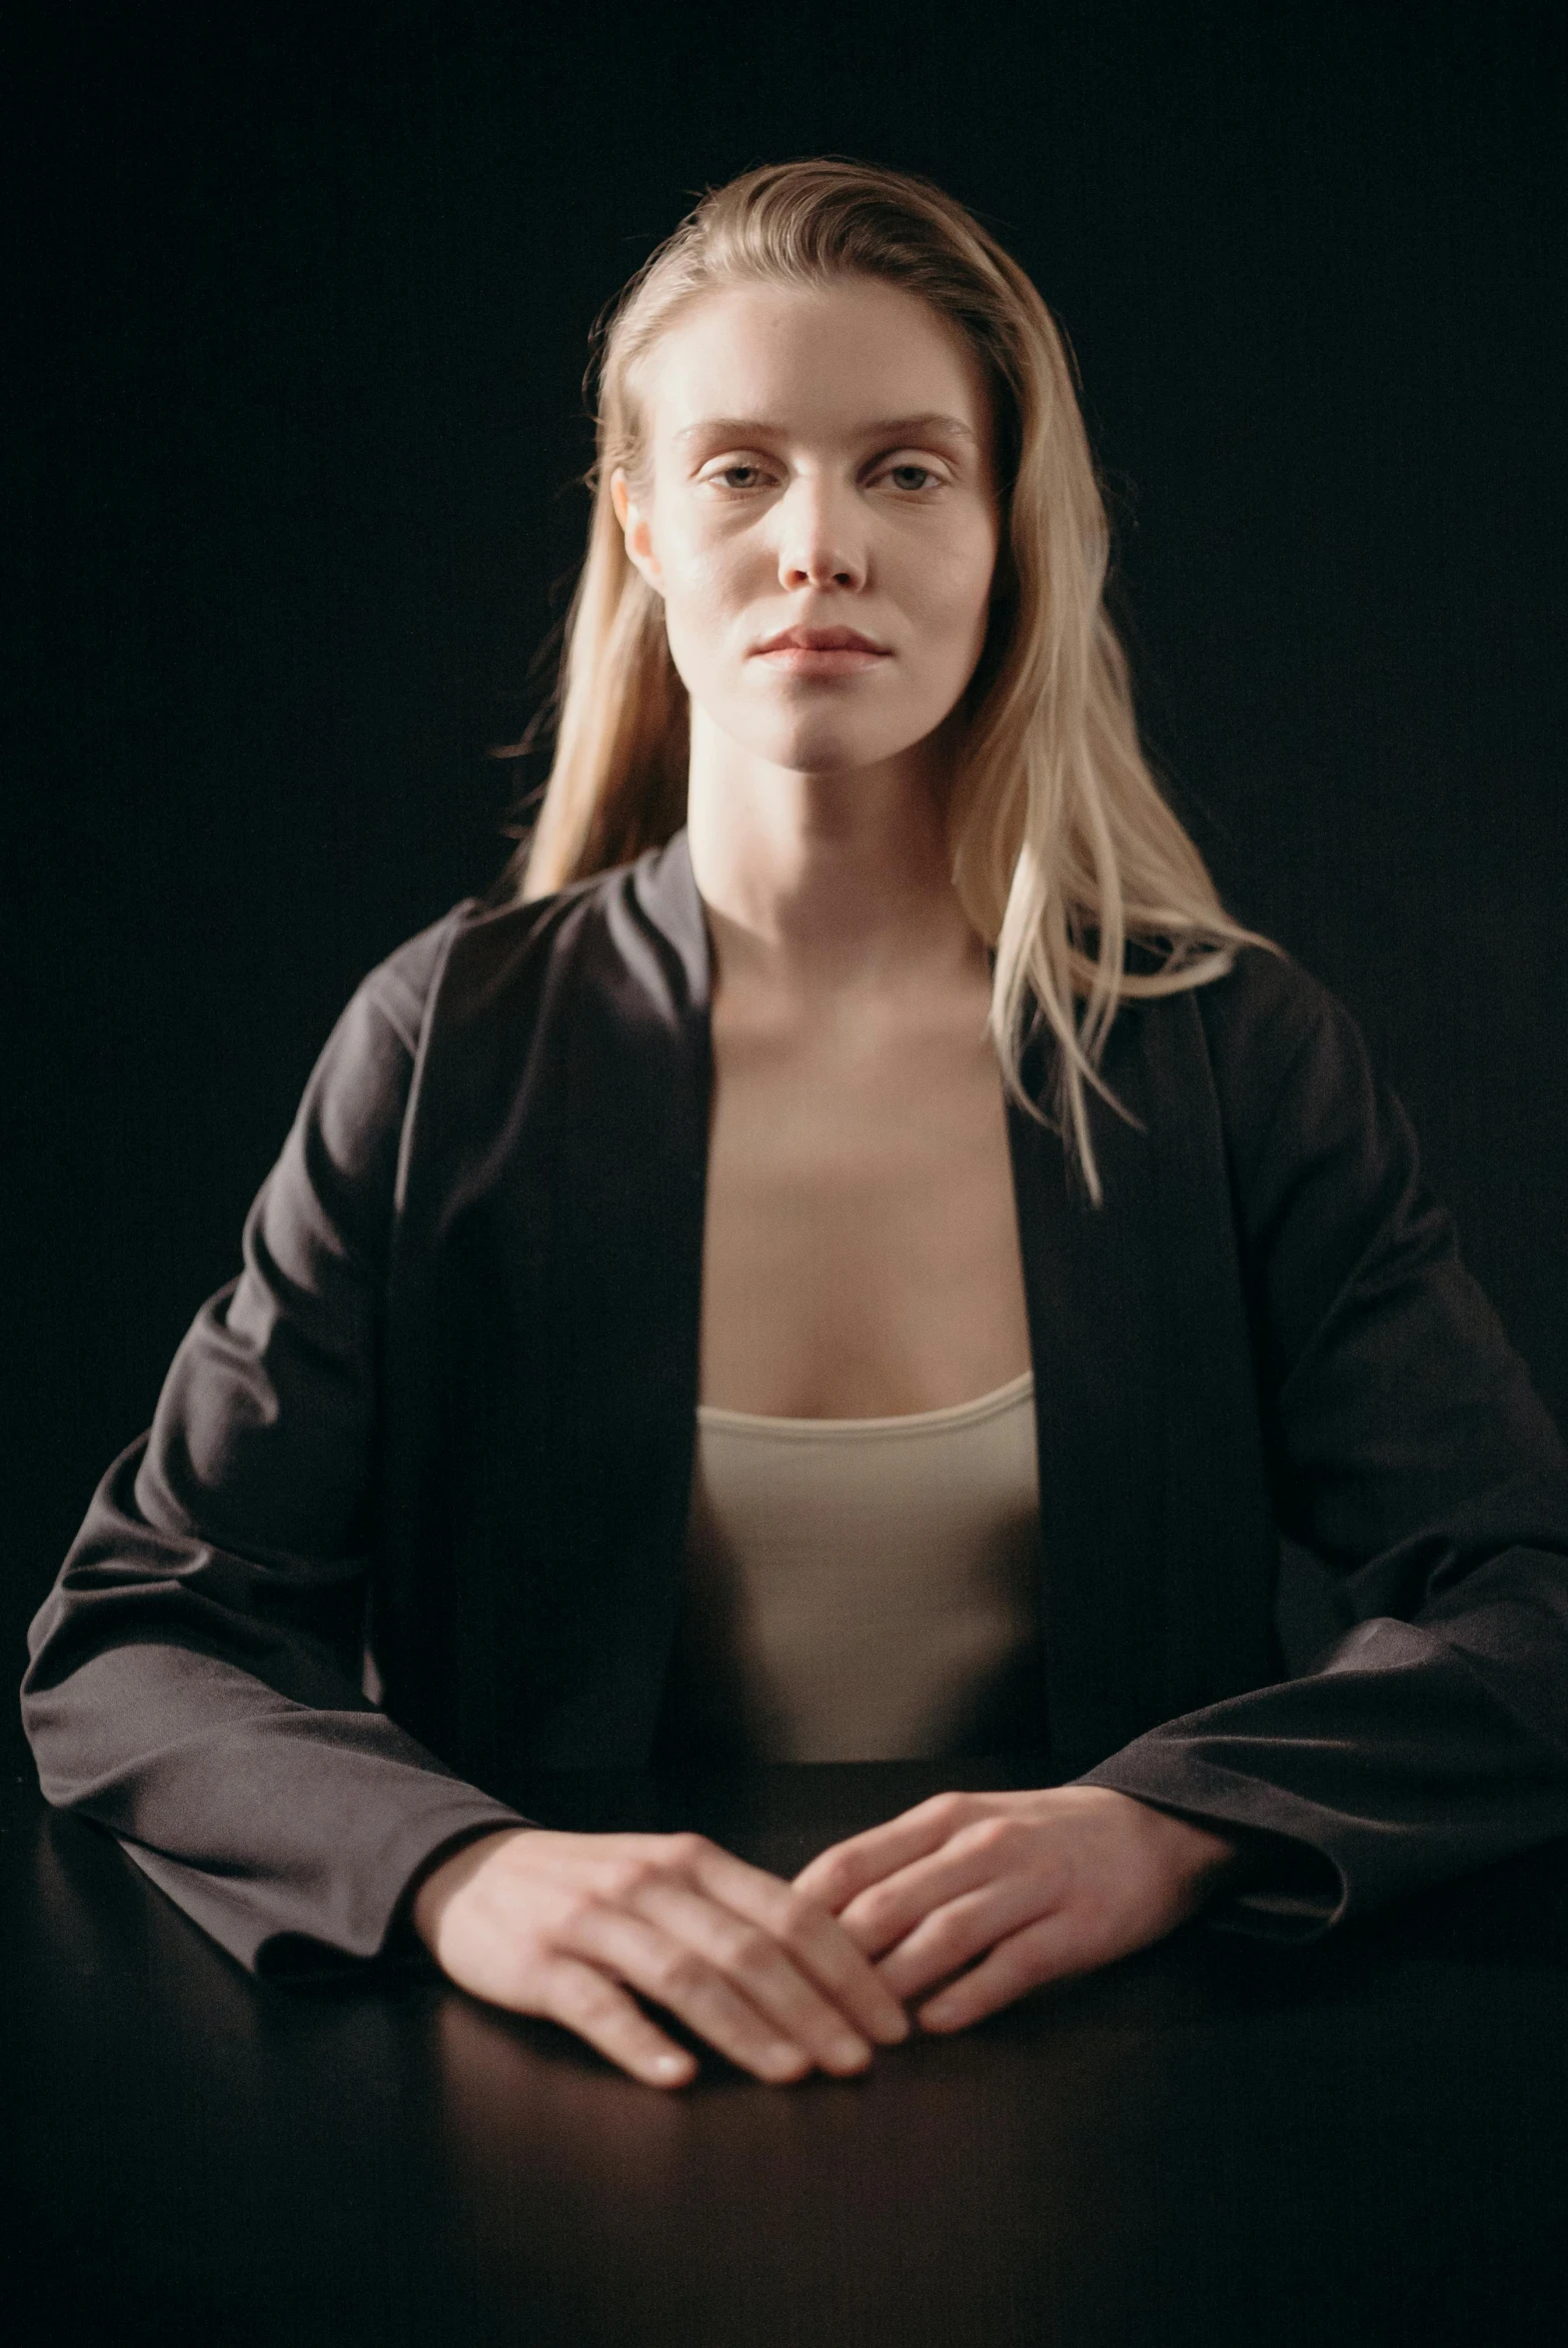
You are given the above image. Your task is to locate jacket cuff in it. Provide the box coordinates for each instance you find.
[119,1788,534,1977]
[1073,1752,1349,1943]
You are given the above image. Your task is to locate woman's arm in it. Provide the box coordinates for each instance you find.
[22,913,531,1970]
[22,915,907,2084]
[798,957,1568,2014]
[1076,956,1568,1933]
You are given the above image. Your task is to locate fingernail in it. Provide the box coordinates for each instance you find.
[653,2051,695,2081]
[826,2033,872,2071]
[764,2042,809,2079]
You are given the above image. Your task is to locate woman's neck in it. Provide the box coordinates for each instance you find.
[685,714,984,1005]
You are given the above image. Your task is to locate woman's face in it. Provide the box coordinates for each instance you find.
[614,277,1001,783]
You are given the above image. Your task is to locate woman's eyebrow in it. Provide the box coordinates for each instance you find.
[674,412,980,449]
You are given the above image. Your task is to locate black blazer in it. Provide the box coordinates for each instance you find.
[23,831,1568,1969]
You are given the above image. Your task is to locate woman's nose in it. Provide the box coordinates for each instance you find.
[775,480,866,592]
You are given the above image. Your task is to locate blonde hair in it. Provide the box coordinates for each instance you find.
[515,158,1265,1199]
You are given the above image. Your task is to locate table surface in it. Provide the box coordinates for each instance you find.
[3,1751,1567,2348]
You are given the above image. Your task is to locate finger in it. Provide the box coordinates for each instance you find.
[635,1877,878,2074]
[913,1910,1093,2034]
[870,1876,1059,2005]
[833,1827,1026,1958]
[792,1793,981,1913]
[536,1956,701,2089]
[684,1843,909,2046]
[563,1899,818,2084]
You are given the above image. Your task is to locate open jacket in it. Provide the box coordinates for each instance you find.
[23,831,1568,1970]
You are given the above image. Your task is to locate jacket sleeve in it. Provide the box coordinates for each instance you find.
[21,913,528,1972]
[1079,953,1568,1936]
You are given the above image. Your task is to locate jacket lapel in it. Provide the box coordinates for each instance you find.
[533,834,715,1761]
[1138,988,1282,1719]
[1008,988,1281,1772]
[1006,1017,1172,1769]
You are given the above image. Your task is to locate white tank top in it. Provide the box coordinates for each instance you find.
[654,1369,1044,1765]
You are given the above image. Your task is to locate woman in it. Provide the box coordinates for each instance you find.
[24,160,1568,2092]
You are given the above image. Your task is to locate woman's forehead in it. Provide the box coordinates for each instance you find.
[639,279,992,449]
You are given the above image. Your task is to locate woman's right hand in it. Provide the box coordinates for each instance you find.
[411,1826,911,2089]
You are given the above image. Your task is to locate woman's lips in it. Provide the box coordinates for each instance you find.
[751,629,891,677]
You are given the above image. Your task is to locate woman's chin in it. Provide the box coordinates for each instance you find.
[732,718,935,785]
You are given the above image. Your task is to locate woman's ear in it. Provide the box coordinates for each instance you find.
[611,468,663,595]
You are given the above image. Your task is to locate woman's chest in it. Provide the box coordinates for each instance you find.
[697,1010,1033,1417]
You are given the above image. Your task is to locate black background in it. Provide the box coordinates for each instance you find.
[6,0,1566,1754]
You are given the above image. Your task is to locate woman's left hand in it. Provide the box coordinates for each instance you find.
[792,1785,1242,2034]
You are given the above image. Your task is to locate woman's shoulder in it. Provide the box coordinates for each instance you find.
[1187,940,1348,1081]
[1172,941,1409,1215]
[355,840,697,1053]
[364,872,603,1017]
[279,861,669,1223]
[1119,935,1357,1133]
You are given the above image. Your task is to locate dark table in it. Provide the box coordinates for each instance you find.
[3,1752,1567,2348]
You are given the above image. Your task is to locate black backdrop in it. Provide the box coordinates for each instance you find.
[6,0,1566,1760]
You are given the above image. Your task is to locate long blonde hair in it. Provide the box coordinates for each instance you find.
[515,158,1264,1199]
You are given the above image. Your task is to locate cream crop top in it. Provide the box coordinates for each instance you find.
[653,1369,1044,1766]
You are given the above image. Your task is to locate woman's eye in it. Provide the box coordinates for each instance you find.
[711,463,771,490]
[884,463,940,493]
